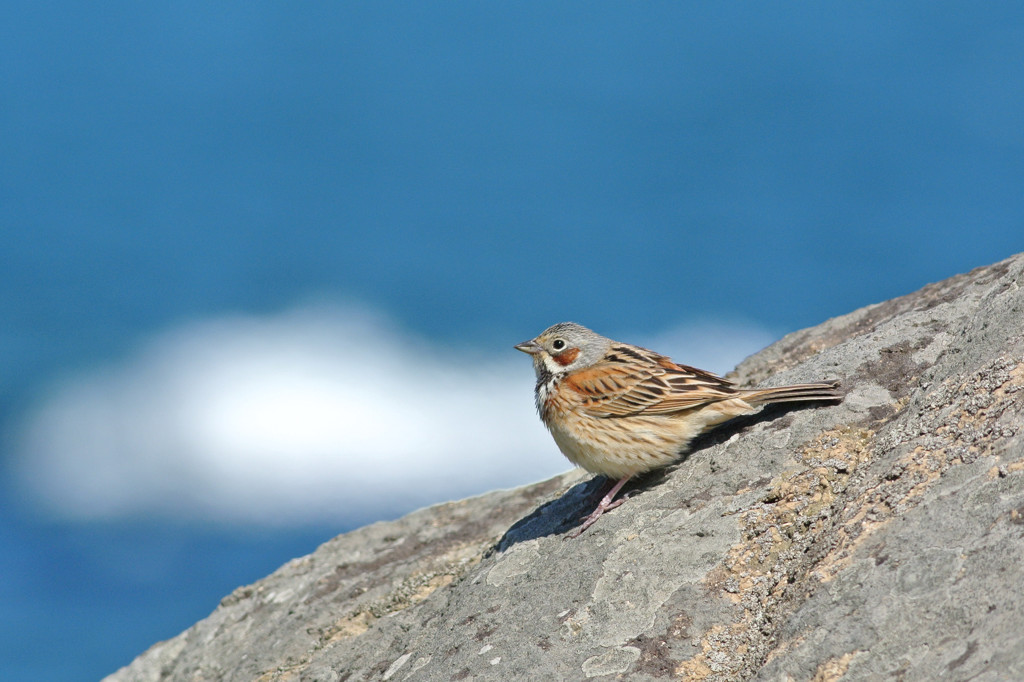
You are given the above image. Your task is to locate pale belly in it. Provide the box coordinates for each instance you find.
[545,413,696,479]
[537,377,757,479]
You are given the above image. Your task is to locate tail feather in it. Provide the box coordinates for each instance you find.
[740,380,842,406]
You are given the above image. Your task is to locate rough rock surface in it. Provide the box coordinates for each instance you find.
[107,254,1024,682]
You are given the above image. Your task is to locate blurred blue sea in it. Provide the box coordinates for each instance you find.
[0,510,342,680]
[3,2,1023,679]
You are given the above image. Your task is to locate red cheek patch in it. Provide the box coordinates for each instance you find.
[553,347,581,366]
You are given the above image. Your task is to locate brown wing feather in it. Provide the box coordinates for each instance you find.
[564,343,738,417]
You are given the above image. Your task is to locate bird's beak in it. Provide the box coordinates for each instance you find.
[514,339,543,355]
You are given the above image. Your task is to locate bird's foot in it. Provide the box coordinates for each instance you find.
[566,475,632,538]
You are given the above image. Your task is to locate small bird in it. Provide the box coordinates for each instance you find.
[515,322,841,536]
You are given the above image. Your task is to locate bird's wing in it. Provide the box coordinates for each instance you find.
[564,344,738,417]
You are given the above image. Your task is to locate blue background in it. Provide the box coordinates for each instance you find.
[3,3,1022,679]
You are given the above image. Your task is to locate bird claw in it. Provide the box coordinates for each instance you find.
[565,476,632,538]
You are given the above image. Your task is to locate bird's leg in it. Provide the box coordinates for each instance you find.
[567,475,631,538]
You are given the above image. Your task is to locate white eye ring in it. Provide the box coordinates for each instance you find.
[552,339,566,351]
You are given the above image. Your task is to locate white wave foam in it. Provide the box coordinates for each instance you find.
[642,319,778,376]
[12,306,775,524]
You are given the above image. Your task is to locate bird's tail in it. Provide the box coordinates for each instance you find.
[739,380,843,406]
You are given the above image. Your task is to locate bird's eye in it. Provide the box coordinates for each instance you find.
[552,339,566,351]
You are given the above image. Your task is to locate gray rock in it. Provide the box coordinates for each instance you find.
[106,254,1024,682]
